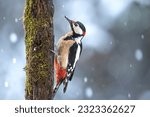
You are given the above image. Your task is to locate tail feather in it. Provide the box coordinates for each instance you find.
[63,79,68,93]
[53,80,63,95]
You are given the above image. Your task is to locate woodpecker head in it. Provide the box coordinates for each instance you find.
[65,16,86,37]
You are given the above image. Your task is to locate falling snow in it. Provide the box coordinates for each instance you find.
[4,81,9,88]
[1,0,150,100]
[15,18,18,23]
[141,34,144,39]
[9,33,18,43]
[84,77,88,83]
[0,49,4,53]
[128,93,131,99]
[129,64,133,68]
[12,58,16,64]
[2,17,5,20]
[135,49,143,61]
[85,87,93,98]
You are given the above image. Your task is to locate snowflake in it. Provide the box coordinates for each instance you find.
[84,77,88,83]
[85,87,93,98]
[10,33,18,43]
[128,93,131,99]
[15,18,18,23]
[3,17,5,20]
[0,49,4,53]
[12,58,17,64]
[135,49,143,61]
[141,34,144,39]
[129,64,133,68]
[4,81,9,88]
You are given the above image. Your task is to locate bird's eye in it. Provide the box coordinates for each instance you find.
[74,23,78,26]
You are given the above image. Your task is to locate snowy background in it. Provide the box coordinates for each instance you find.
[0,0,150,99]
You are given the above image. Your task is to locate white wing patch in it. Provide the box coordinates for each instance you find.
[67,44,81,78]
[73,44,81,68]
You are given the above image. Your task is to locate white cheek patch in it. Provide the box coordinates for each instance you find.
[73,25,83,35]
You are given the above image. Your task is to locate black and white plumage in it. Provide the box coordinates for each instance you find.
[67,41,82,80]
[62,36,83,93]
[54,16,86,94]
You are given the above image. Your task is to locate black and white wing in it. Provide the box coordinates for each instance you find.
[67,42,82,81]
[63,42,82,93]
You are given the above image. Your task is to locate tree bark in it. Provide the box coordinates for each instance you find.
[23,0,54,100]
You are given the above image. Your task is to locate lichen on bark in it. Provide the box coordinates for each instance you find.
[23,0,54,100]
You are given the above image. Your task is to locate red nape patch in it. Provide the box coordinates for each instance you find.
[83,31,86,36]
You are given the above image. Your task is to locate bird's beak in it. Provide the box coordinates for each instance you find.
[65,16,75,24]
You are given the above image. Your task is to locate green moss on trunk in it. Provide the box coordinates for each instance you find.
[23,0,54,100]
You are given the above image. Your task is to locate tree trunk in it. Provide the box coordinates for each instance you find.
[23,0,54,100]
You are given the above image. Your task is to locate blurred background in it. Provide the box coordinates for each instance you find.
[0,0,150,100]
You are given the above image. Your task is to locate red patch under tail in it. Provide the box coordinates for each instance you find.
[54,58,67,85]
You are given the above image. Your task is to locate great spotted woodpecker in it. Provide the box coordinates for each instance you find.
[53,16,86,94]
